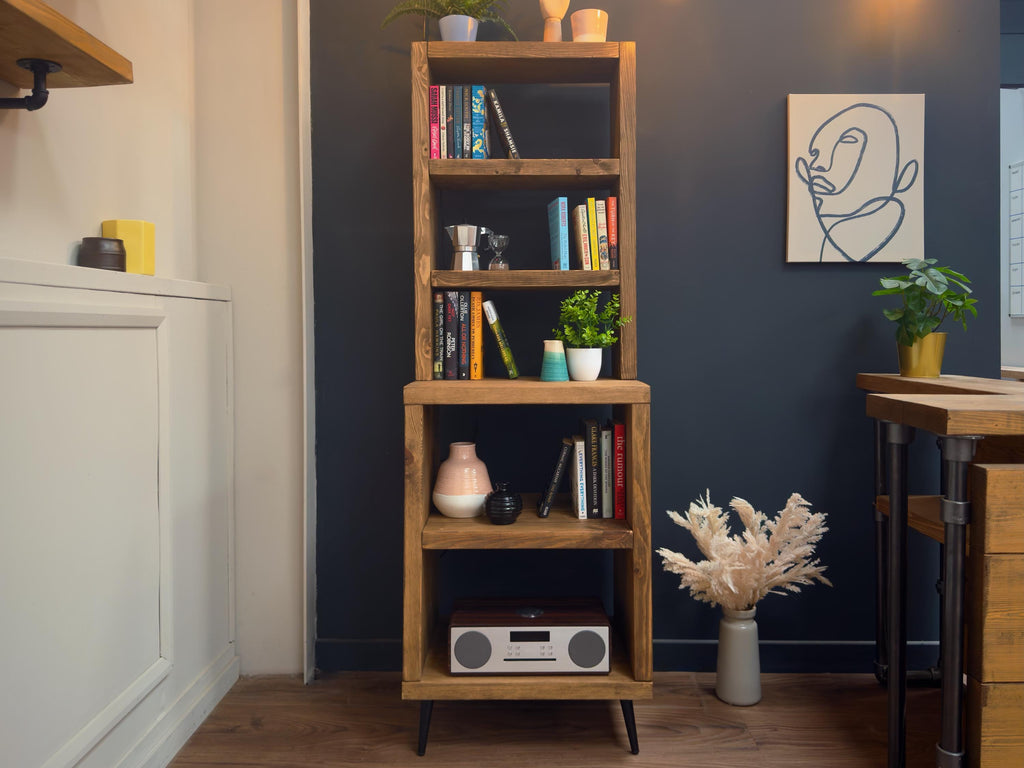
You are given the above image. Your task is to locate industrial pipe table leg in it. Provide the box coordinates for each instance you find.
[416,700,433,756]
[885,421,915,768]
[935,437,978,768]
[874,420,890,685]
[620,700,639,754]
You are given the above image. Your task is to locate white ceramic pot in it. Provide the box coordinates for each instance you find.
[565,347,603,381]
[570,9,609,42]
[715,606,762,706]
[439,14,479,41]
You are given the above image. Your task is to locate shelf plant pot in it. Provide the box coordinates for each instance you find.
[897,332,946,378]
[565,347,602,381]
[439,14,479,41]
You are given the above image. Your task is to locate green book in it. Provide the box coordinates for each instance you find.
[482,299,518,379]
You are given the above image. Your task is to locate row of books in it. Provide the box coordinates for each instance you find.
[538,420,627,520]
[429,85,520,160]
[432,291,518,380]
[548,195,618,270]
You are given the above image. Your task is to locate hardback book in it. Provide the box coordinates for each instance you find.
[600,422,613,518]
[471,85,488,159]
[612,420,626,519]
[432,290,444,380]
[607,196,618,270]
[595,198,611,270]
[581,417,600,518]
[482,299,519,379]
[570,434,587,520]
[486,87,520,159]
[572,204,592,270]
[443,290,459,380]
[462,84,472,158]
[457,290,470,379]
[429,85,440,160]
[538,437,573,518]
[439,84,448,159]
[452,85,463,159]
[470,291,483,380]
[586,197,599,270]
[445,85,455,159]
[547,196,570,270]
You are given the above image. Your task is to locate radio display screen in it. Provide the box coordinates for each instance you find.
[509,630,550,642]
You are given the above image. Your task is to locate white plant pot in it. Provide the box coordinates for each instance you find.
[565,347,603,381]
[439,14,479,41]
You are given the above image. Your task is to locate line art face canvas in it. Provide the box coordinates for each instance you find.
[787,94,924,263]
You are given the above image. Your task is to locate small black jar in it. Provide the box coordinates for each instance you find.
[484,482,523,525]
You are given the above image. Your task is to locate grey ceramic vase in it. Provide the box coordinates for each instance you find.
[715,606,762,706]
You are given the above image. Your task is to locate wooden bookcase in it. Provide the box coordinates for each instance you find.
[402,42,651,748]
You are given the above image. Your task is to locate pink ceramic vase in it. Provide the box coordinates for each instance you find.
[432,442,492,518]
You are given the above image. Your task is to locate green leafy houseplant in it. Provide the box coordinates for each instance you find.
[553,290,632,349]
[381,0,517,40]
[872,258,977,347]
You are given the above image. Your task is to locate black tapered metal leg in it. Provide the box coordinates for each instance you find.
[935,437,979,768]
[416,700,433,756]
[885,422,915,768]
[620,699,639,754]
[873,420,890,685]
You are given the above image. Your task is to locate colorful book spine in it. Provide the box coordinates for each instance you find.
[432,290,444,380]
[538,437,573,518]
[470,291,483,380]
[438,84,448,159]
[443,290,458,380]
[571,434,587,520]
[482,299,519,379]
[487,87,520,159]
[586,197,599,270]
[572,204,592,270]
[581,417,600,518]
[595,198,610,270]
[600,422,613,518]
[547,197,569,270]
[607,196,618,270]
[452,86,463,159]
[429,85,440,159]
[462,85,472,158]
[613,420,625,519]
[471,85,488,159]
[445,85,455,159]
[457,290,470,379]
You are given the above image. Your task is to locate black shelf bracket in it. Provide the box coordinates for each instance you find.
[0,59,62,111]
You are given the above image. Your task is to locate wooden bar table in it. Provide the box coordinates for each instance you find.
[857,374,1024,768]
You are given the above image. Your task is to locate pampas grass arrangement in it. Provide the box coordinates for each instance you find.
[657,491,832,612]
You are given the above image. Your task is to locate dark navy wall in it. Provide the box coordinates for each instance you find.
[311,0,1001,672]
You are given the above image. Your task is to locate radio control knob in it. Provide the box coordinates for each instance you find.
[568,630,606,669]
[453,631,491,669]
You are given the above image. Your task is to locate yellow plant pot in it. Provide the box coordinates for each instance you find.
[897,332,947,378]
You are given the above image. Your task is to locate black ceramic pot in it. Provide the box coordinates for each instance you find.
[78,237,126,271]
[485,482,523,525]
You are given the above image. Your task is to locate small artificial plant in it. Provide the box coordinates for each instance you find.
[872,257,977,347]
[657,492,831,613]
[552,290,632,349]
[381,0,517,39]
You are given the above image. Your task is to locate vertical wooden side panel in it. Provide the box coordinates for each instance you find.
[411,44,436,381]
[614,42,637,380]
[967,677,1024,768]
[971,464,1024,554]
[625,402,652,680]
[403,404,434,681]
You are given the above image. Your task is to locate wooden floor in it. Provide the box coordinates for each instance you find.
[170,672,944,767]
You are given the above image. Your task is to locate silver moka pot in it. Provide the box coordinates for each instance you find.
[445,224,493,271]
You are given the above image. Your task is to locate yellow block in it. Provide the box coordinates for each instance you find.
[101,220,155,275]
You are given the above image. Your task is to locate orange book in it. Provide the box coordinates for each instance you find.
[470,291,483,379]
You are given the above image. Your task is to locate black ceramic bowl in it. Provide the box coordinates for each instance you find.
[78,237,126,271]
[485,482,523,525]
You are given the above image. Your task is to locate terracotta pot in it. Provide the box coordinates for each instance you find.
[433,442,492,518]
[897,332,946,378]
[716,606,761,706]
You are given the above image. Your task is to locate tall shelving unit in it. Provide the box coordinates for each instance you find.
[402,42,651,753]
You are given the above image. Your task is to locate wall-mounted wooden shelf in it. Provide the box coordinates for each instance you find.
[0,0,133,89]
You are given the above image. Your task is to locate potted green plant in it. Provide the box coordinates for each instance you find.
[872,257,977,377]
[552,290,631,381]
[381,0,517,41]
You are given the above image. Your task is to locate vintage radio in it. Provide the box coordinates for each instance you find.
[449,598,610,675]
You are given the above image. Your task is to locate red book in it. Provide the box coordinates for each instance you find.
[612,420,626,519]
[429,85,440,159]
[607,196,618,270]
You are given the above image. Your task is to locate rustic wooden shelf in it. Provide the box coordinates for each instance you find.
[0,0,132,89]
[424,42,621,84]
[404,377,650,406]
[432,269,619,290]
[429,159,620,190]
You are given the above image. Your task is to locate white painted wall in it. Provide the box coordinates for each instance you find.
[1001,88,1024,364]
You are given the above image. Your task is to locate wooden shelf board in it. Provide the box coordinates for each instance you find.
[429,159,620,190]
[402,640,652,701]
[423,501,634,550]
[0,0,132,88]
[404,377,650,405]
[875,495,946,543]
[424,42,621,84]
[865,393,1024,437]
[858,373,1024,397]
[432,269,619,290]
